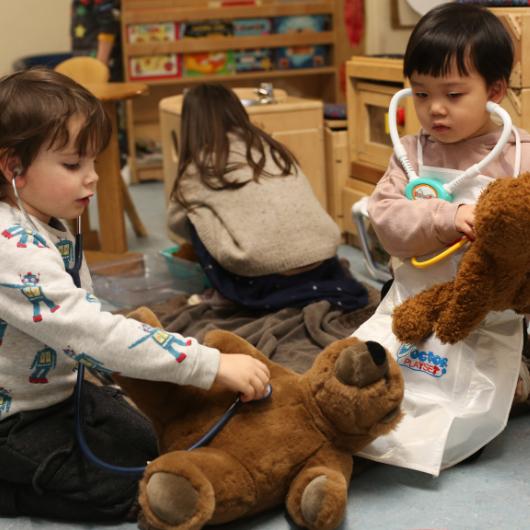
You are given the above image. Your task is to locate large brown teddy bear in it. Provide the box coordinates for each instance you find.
[116,307,404,530]
[393,172,530,345]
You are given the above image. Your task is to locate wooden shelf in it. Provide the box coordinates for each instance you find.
[137,66,336,86]
[122,0,340,183]
[123,3,334,24]
[126,31,334,56]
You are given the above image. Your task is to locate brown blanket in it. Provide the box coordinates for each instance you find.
[146,285,380,374]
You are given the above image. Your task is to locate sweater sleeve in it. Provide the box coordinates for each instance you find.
[167,200,192,242]
[367,140,461,259]
[0,236,219,389]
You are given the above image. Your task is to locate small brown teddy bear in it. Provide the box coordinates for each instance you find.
[116,307,404,530]
[392,172,530,345]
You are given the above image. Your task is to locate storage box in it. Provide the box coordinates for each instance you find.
[89,252,203,310]
[183,51,235,76]
[127,22,178,43]
[181,20,233,38]
[273,15,330,33]
[129,54,181,80]
[275,45,327,69]
[233,18,272,36]
[160,245,210,289]
[235,48,272,72]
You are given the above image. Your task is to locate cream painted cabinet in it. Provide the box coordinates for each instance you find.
[159,91,327,208]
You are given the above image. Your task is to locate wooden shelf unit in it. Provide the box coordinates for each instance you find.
[121,0,341,183]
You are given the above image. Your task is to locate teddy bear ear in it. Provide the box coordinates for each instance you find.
[127,306,162,328]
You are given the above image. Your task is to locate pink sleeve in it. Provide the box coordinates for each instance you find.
[367,139,461,258]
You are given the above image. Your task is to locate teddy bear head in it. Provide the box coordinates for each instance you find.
[301,336,404,452]
[474,173,530,265]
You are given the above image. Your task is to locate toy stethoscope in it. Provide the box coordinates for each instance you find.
[12,176,272,477]
[388,88,518,268]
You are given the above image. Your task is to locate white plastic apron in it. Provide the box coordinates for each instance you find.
[353,137,523,476]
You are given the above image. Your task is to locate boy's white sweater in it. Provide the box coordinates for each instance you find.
[0,202,220,420]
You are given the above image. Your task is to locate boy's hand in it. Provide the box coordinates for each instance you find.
[455,204,475,240]
[216,353,271,402]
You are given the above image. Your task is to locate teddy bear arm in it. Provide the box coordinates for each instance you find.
[286,445,352,530]
[434,265,497,343]
[512,275,530,314]
[392,282,453,343]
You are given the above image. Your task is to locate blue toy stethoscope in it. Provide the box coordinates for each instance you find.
[11,175,272,477]
[388,88,517,268]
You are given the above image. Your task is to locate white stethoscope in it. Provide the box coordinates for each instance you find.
[388,88,518,267]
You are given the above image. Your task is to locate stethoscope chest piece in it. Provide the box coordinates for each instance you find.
[405,177,454,202]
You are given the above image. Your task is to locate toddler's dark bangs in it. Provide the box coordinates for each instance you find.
[404,32,473,79]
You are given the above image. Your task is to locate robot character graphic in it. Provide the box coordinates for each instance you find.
[0,272,60,322]
[55,238,74,269]
[63,347,115,376]
[0,319,7,346]
[2,224,47,248]
[129,324,190,363]
[0,387,12,418]
[29,346,57,383]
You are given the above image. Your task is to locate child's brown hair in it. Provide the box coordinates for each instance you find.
[0,68,112,197]
[171,83,297,204]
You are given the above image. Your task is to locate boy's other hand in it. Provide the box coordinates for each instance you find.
[455,204,475,240]
[216,353,271,402]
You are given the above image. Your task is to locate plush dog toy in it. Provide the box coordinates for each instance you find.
[393,173,530,345]
[116,307,404,530]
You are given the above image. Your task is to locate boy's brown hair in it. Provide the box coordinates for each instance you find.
[0,68,112,197]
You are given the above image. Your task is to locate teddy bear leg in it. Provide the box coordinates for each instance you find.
[286,449,352,530]
[140,448,257,530]
[139,451,215,530]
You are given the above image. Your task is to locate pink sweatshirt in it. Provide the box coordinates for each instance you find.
[368,127,530,258]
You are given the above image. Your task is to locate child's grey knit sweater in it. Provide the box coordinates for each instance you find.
[0,202,219,421]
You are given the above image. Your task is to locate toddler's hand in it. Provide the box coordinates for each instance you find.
[216,353,271,402]
[455,204,475,240]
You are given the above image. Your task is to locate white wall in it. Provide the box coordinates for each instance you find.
[364,0,417,56]
[0,0,71,75]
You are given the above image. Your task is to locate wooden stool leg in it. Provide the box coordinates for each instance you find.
[120,177,148,237]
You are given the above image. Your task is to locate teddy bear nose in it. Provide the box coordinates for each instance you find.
[335,341,389,387]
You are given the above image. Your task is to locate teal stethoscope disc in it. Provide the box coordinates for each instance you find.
[404,178,454,202]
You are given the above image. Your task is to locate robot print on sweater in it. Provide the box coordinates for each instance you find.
[0,387,12,418]
[63,346,115,375]
[2,224,48,248]
[29,346,57,383]
[0,272,60,322]
[128,324,190,363]
[55,238,74,270]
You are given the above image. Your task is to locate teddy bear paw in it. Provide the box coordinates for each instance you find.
[146,472,199,526]
[300,475,345,530]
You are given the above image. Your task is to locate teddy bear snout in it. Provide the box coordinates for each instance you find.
[335,340,389,388]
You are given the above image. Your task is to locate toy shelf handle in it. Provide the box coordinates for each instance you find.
[411,237,468,269]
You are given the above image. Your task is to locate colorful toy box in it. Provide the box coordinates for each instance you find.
[232,18,272,36]
[127,22,179,43]
[183,51,236,76]
[273,15,330,34]
[129,54,181,80]
[275,45,328,69]
[181,20,233,38]
[235,48,272,72]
